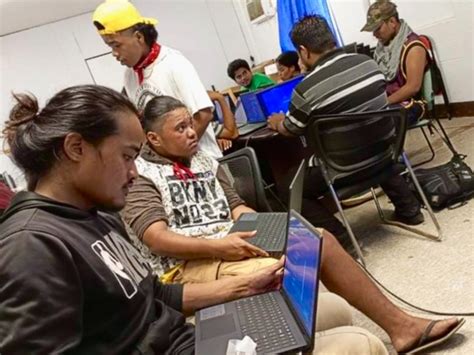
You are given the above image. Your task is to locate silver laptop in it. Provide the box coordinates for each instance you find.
[228,159,305,256]
[196,210,322,355]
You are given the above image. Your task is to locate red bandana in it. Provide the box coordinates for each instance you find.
[173,162,196,182]
[133,42,161,84]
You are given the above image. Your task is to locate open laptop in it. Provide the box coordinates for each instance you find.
[196,209,322,355]
[236,91,268,136]
[256,75,304,117]
[213,94,236,124]
[228,159,305,256]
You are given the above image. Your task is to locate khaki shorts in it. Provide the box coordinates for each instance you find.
[173,257,279,284]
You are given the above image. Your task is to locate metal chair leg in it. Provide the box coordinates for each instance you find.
[412,126,436,168]
[328,184,366,266]
[372,185,441,241]
[371,188,386,221]
[433,117,457,155]
[402,152,443,240]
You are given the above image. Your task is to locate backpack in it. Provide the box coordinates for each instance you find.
[408,154,474,210]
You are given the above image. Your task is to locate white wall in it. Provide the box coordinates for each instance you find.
[329,0,375,46]
[400,0,473,103]
[0,0,101,36]
[0,19,95,184]
[232,0,281,63]
[138,0,249,89]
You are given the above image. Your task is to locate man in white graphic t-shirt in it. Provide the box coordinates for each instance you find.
[92,0,222,158]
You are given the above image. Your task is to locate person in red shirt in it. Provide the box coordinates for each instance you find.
[0,181,14,215]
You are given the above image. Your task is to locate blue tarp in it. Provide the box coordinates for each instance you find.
[277,0,342,52]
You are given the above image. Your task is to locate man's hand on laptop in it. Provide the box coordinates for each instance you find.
[243,256,285,297]
[267,113,285,131]
[211,231,269,260]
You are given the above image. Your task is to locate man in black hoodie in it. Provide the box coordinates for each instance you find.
[0,85,284,354]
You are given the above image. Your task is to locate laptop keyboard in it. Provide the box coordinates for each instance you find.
[238,122,267,136]
[236,293,297,353]
[255,214,287,250]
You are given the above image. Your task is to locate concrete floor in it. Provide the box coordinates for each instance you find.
[340,116,474,354]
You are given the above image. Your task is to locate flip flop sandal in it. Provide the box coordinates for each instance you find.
[403,318,465,354]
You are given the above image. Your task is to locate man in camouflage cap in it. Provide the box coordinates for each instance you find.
[362,0,429,125]
[361,0,398,35]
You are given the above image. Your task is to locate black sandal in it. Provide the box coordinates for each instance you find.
[401,318,465,354]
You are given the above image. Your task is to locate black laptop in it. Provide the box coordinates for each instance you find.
[196,210,323,355]
[228,159,305,256]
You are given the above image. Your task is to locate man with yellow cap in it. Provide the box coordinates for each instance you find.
[361,0,429,125]
[93,0,223,158]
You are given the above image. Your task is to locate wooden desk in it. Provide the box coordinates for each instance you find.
[233,127,311,197]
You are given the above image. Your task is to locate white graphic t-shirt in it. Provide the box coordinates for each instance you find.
[124,45,222,159]
[132,151,233,276]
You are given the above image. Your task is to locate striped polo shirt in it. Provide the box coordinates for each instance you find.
[283,48,388,166]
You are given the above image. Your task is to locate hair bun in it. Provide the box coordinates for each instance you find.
[3,93,39,143]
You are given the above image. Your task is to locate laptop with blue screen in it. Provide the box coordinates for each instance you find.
[235,91,268,136]
[195,209,322,355]
[256,75,304,117]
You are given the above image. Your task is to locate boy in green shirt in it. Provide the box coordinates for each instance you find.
[227,59,275,92]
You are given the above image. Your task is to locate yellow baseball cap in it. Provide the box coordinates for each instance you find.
[93,0,158,35]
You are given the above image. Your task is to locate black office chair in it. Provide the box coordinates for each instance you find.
[307,108,442,265]
[408,34,456,166]
[218,147,273,212]
[342,42,357,54]
[369,46,376,59]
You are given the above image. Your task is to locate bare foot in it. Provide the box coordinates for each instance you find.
[392,317,460,353]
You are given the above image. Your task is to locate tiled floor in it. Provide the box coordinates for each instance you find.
[341,117,474,354]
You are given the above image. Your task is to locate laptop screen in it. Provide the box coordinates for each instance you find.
[233,98,247,124]
[213,95,233,124]
[239,92,266,123]
[282,210,321,336]
[257,75,304,117]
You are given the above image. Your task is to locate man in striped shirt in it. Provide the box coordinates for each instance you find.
[267,15,422,241]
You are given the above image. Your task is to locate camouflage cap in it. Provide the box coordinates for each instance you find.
[361,0,398,32]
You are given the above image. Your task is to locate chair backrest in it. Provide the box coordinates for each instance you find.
[218,147,272,212]
[306,108,407,184]
[419,35,450,105]
[422,68,435,111]
[342,42,357,54]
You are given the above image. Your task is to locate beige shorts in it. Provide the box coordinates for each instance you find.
[173,257,279,284]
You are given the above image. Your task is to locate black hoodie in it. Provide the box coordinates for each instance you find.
[0,192,194,354]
